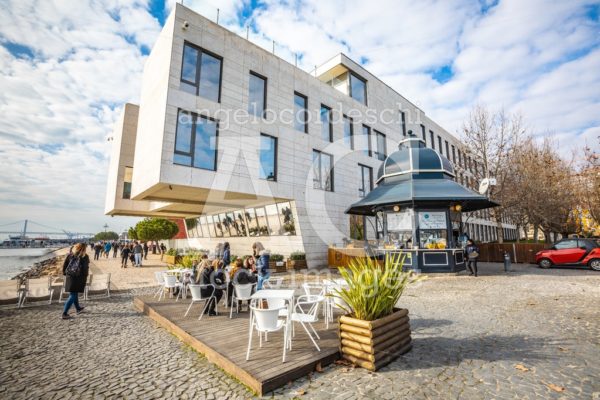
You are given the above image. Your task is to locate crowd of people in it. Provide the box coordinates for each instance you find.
[177,241,271,317]
[87,240,167,268]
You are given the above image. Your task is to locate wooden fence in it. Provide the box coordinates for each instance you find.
[478,243,548,264]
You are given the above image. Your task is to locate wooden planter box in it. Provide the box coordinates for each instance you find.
[287,259,306,270]
[269,261,287,273]
[339,308,412,371]
[164,255,181,265]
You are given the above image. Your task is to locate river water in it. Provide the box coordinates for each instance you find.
[0,248,59,280]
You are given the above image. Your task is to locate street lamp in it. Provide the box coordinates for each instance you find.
[103,224,109,232]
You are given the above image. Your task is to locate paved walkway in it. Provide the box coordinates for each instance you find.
[0,263,598,399]
[89,252,169,291]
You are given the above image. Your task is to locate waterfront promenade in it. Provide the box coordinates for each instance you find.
[0,262,599,398]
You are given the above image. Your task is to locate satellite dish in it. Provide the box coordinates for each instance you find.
[478,178,490,195]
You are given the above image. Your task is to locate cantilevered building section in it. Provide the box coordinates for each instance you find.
[105,3,517,268]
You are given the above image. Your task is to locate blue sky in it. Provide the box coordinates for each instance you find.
[0,0,599,234]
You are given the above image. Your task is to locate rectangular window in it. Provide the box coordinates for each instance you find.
[234,211,247,237]
[438,136,443,155]
[248,71,267,117]
[358,164,373,197]
[445,140,450,159]
[451,145,456,163]
[199,216,210,238]
[294,92,308,133]
[458,150,462,166]
[265,204,282,235]
[122,167,133,199]
[320,104,332,142]
[174,109,218,171]
[349,72,367,105]
[180,43,222,102]
[360,125,371,156]
[313,150,334,191]
[343,115,354,149]
[421,124,427,144]
[430,130,435,150]
[375,130,387,161]
[254,207,269,236]
[400,111,407,136]
[277,202,296,235]
[259,134,277,181]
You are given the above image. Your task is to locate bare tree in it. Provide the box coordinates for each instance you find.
[579,137,600,226]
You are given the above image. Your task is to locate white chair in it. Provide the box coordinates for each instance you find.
[303,283,330,328]
[20,277,54,307]
[153,271,167,298]
[57,277,68,303]
[229,283,256,318]
[0,280,24,308]
[185,284,216,320]
[246,300,289,363]
[263,277,284,289]
[160,273,184,301]
[83,273,93,300]
[88,274,111,298]
[291,295,323,351]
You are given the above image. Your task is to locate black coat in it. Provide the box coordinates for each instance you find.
[199,268,223,298]
[62,254,90,293]
[232,268,257,285]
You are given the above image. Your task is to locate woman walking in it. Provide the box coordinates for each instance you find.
[61,243,89,320]
[465,239,480,277]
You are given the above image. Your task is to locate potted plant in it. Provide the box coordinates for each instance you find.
[331,253,425,371]
[164,248,181,265]
[269,254,286,272]
[287,251,306,270]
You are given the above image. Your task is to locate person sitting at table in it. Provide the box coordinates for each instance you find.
[244,256,257,275]
[227,258,257,308]
[197,260,222,316]
[194,259,212,284]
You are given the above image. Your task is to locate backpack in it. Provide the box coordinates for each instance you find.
[65,255,82,277]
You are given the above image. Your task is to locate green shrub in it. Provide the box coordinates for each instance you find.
[166,248,178,256]
[270,254,284,262]
[332,252,425,321]
[289,251,305,260]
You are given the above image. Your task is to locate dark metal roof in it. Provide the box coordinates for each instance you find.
[346,178,499,216]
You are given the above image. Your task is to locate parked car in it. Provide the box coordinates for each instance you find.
[535,238,600,271]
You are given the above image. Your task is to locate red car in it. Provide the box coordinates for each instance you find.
[536,238,600,271]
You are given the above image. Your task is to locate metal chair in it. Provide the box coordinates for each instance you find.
[20,277,54,307]
[87,273,111,298]
[185,284,216,320]
[246,299,289,363]
[153,271,166,298]
[229,283,256,318]
[303,283,331,328]
[160,273,184,301]
[0,280,24,308]
[291,295,323,351]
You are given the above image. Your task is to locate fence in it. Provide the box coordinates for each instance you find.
[478,243,548,264]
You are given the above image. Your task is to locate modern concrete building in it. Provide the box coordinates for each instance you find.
[105,3,517,267]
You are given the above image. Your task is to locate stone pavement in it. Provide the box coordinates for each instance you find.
[89,252,170,291]
[0,263,598,399]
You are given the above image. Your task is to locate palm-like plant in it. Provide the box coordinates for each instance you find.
[332,252,425,321]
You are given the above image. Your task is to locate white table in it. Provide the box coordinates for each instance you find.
[250,289,296,347]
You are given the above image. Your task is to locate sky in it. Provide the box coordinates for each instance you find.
[0,0,599,235]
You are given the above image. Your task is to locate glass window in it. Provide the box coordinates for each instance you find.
[358,164,372,197]
[359,125,371,156]
[445,140,450,159]
[294,92,308,133]
[174,110,218,171]
[265,204,282,235]
[421,124,426,144]
[343,115,354,149]
[226,212,240,236]
[259,134,277,181]
[400,111,407,136]
[199,216,210,238]
[375,130,386,161]
[198,51,222,102]
[122,167,133,199]
[438,136,443,155]
[213,215,224,237]
[313,150,333,191]
[555,239,578,249]
[206,215,216,237]
[349,72,367,105]
[255,207,269,236]
[245,209,259,236]
[234,211,247,237]
[349,215,364,240]
[175,110,193,156]
[320,104,332,142]
[219,213,231,237]
[248,72,266,117]
[277,202,296,235]
[180,43,222,102]
[451,145,456,163]
[430,130,435,150]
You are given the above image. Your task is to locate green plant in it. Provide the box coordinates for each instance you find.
[289,251,305,260]
[271,253,284,262]
[166,248,178,256]
[332,253,425,321]
[177,251,201,269]
[94,231,119,241]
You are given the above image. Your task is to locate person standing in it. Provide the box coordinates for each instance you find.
[120,244,131,268]
[143,242,149,260]
[253,242,270,290]
[465,239,480,277]
[93,242,102,260]
[112,242,119,258]
[61,243,89,320]
[133,241,143,267]
[104,241,112,259]
[222,242,231,268]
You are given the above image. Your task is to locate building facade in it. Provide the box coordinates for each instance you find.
[105,3,517,267]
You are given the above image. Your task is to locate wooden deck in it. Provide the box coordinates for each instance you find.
[133,295,340,396]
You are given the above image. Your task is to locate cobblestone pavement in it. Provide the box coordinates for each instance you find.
[1,263,599,399]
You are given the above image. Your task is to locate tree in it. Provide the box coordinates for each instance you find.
[459,105,526,242]
[580,137,600,226]
[127,227,138,240]
[134,218,179,242]
[94,231,119,241]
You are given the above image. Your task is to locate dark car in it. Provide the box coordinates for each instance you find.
[535,238,600,271]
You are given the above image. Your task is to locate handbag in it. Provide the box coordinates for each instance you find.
[468,251,479,259]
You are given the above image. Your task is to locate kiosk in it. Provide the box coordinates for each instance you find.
[345,134,498,272]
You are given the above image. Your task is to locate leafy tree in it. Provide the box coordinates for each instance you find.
[134,218,179,242]
[127,227,138,240]
[94,231,119,241]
